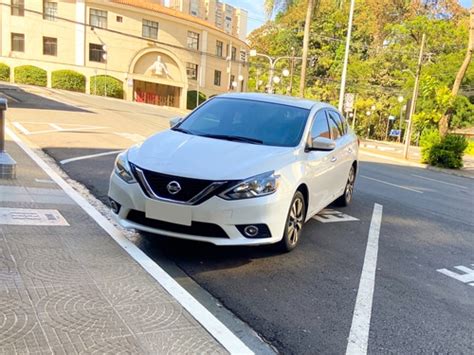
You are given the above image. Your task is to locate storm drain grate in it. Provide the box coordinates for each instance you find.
[0,207,69,226]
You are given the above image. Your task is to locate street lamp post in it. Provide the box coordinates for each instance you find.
[397,95,404,142]
[249,50,301,94]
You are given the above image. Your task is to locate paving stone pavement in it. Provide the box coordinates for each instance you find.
[0,140,227,355]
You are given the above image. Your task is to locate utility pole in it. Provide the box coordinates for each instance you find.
[289,47,295,95]
[403,33,426,159]
[338,0,356,112]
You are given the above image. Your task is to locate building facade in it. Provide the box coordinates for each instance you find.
[0,0,249,109]
[169,0,247,41]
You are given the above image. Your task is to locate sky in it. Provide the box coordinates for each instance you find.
[228,0,473,36]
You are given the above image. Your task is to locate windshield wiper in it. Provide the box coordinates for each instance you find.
[199,134,263,144]
[171,127,192,134]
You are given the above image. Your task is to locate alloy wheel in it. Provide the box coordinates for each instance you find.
[287,196,304,246]
[345,166,355,203]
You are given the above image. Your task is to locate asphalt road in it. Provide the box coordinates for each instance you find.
[4,85,474,354]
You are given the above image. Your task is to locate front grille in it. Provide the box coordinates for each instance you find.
[127,210,229,239]
[131,164,233,204]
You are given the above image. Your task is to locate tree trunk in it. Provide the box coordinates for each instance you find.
[299,0,316,97]
[439,6,474,136]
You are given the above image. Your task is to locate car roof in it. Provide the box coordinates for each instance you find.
[215,93,335,111]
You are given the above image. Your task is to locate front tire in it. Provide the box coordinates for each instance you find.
[336,165,355,207]
[278,191,306,252]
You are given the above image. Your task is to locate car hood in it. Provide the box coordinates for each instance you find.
[128,130,297,180]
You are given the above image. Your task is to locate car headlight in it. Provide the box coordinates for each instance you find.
[114,151,136,183]
[219,171,279,200]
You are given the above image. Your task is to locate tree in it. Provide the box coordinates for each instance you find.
[264,0,319,97]
[439,6,474,136]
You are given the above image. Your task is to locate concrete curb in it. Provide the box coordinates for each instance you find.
[359,149,474,180]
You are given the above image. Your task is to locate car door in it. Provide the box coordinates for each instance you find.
[326,110,351,198]
[305,109,341,216]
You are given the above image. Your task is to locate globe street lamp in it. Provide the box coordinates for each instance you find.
[249,50,301,94]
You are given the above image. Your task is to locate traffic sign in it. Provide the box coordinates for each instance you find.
[344,93,355,112]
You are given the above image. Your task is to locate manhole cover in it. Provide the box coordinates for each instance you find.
[0,207,69,226]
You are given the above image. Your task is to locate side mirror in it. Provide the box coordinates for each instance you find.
[309,136,336,151]
[169,117,183,128]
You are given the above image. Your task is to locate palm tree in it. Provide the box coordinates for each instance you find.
[439,6,473,136]
[264,0,319,97]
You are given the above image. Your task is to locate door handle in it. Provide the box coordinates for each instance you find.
[330,157,337,163]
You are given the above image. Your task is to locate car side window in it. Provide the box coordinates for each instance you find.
[328,111,346,136]
[311,110,330,139]
[326,112,341,140]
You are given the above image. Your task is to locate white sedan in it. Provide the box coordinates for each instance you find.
[108,93,358,251]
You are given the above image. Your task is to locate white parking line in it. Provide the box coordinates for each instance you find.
[346,203,383,355]
[12,121,106,135]
[7,127,253,354]
[361,175,423,194]
[12,121,31,135]
[411,174,468,190]
[60,150,123,165]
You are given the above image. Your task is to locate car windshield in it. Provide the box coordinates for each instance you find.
[174,98,310,147]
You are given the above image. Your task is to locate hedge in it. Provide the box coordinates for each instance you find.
[187,90,207,110]
[90,75,123,98]
[51,70,86,92]
[0,63,10,82]
[427,134,468,169]
[14,65,47,86]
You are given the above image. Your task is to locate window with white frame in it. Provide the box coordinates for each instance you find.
[43,1,57,21]
[186,63,199,80]
[187,31,200,50]
[142,19,159,39]
[90,8,107,29]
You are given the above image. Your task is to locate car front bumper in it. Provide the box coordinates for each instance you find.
[108,172,291,246]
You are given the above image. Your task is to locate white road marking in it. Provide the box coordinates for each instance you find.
[361,175,423,194]
[437,264,474,285]
[0,207,69,226]
[6,127,253,355]
[313,209,359,223]
[411,174,468,189]
[346,203,383,355]
[35,178,55,184]
[49,123,63,130]
[12,121,31,135]
[12,121,106,135]
[60,150,123,165]
[114,132,147,143]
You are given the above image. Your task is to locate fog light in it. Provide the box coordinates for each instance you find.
[244,225,259,237]
[109,198,121,214]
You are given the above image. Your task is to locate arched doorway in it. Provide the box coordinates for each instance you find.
[129,48,187,108]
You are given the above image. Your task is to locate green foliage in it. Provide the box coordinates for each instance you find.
[187,90,207,110]
[450,95,474,129]
[51,70,86,92]
[465,141,474,156]
[419,129,441,163]
[14,65,47,86]
[427,134,468,169]
[0,63,10,82]
[247,0,472,136]
[90,75,123,98]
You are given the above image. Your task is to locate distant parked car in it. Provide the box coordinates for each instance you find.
[108,93,358,251]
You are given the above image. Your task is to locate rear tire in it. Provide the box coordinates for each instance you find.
[278,191,306,252]
[335,165,355,207]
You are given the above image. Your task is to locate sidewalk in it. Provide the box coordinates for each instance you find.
[359,139,474,179]
[0,138,234,354]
